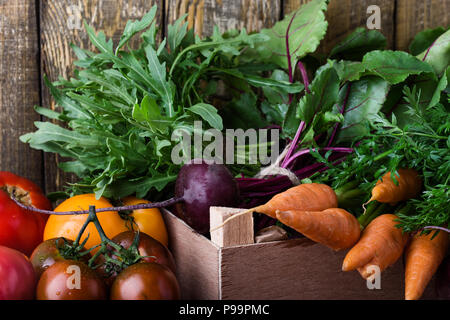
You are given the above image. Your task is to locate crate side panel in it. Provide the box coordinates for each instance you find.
[220,238,437,300]
[163,210,220,300]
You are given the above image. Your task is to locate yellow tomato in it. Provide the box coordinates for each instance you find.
[44,194,169,249]
[122,196,168,247]
[44,194,128,250]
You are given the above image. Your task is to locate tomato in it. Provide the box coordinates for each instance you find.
[96,231,176,287]
[30,238,91,279]
[122,196,168,247]
[44,194,128,250]
[0,245,37,300]
[113,231,176,272]
[0,171,51,255]
[44,194,169,251]
[110,262,180,300]
[36,260,107,300]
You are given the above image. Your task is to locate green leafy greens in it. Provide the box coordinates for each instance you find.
[21,4,308,199]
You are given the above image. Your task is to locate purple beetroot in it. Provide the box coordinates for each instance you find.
[175,160,239,234]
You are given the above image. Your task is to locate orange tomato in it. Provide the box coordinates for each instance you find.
[43,194,169,249]
[121,196,168,247]
[44,194,128,250]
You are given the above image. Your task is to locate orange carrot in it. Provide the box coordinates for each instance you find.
[370,169,422,204]
[276,208,361,251]
[404,230,449,300]
[342,214,409,279]
[254,183,338,218]
[210,183,337,231]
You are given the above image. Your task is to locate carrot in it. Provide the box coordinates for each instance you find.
[342,214,409,279]
[369,169,422,204]
[275,208,361,251]
[404,230,449,300]
[253,183,338,218]
[210,183,338,231]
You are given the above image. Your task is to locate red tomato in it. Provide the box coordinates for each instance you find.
[30,238,91,279]
[0,172,51,255]
[112,231,176,272]
[96,231,176,287]
[36,260,107,300]
[0,245,37,300]
[110,262,180,300]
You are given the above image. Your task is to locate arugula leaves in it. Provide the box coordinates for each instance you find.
[187,103,223,130]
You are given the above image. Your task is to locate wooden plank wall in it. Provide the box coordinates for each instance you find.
[0,0,43,186]
[284,0,396,52]
[396,0,449,50]
[0,0,448,192]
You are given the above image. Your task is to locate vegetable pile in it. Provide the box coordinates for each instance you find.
[1,0,449,300]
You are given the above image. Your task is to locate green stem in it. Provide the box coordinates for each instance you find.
[357,201,379,226]
[73,213,92,248]
[394,203,414,217]
[335,180,367,206]
[343,189,366,199]
[389,132,447,140]
[336,180,360,194]
[359,202,390,229]
[88,206,109,243]
[374,149,395,162]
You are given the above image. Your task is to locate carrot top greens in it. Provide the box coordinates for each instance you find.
[314,71,450,232]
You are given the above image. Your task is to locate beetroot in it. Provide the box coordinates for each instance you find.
[175,160,239,234]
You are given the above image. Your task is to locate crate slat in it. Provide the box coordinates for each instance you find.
[210,206,254,248]
[163,209,221,299]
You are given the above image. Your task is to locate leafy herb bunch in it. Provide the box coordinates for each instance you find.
[21,5,306,199]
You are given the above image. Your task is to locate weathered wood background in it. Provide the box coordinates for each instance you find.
[0,0,448,192]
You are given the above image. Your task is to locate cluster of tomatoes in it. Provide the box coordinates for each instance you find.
[0,172,180,300]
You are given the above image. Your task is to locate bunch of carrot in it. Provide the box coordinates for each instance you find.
[346,169,448,300]
[215,168,448,300]
[213,183,362,251]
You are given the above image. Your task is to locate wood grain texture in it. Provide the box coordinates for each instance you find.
[0,0,43,186]
[210,206,254,248]
[39,0,162,193]
[166,0,281,37]
[163,209,220,299]
[396,0,449,51]
[219,237,438,300]
[284,0,396,52]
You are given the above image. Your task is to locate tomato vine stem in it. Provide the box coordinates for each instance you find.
[11,196,184,215]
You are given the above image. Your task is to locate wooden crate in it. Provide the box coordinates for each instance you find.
[163,208,438,300]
